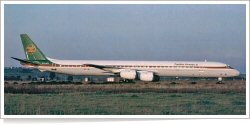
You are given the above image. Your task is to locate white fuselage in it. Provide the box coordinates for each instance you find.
[24,59,240,78]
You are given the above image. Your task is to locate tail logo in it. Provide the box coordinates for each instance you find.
[26,44,36,54]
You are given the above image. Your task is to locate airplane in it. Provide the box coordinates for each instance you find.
[12,34,240,82]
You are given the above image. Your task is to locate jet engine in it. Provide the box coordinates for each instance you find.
[120,69,137,80]
[120,70,160,82]
[138,71,160,82]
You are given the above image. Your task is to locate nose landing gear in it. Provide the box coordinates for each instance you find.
[217,77,223,84]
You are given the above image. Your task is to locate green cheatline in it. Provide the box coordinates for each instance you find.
[20,34,52,64]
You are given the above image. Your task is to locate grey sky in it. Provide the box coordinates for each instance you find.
[4,4,246,73]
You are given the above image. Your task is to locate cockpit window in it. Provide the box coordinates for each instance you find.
[227,65,234,69]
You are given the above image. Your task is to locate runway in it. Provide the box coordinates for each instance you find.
[4,80,246,94]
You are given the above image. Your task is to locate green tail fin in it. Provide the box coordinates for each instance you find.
[20,34,52,64]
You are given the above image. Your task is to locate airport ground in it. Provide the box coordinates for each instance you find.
[4,80,246,115]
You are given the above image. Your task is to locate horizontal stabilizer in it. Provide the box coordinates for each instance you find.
[11,57,39,65]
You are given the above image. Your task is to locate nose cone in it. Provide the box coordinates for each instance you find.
[233,69,240,76]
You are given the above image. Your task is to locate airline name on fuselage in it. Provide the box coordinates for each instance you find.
[174,63,198,66]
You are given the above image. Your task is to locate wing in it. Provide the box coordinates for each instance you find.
[83,63,157,75]
[83,64,124,74]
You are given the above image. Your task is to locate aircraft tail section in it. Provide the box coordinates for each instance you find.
[17,34,52,64]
